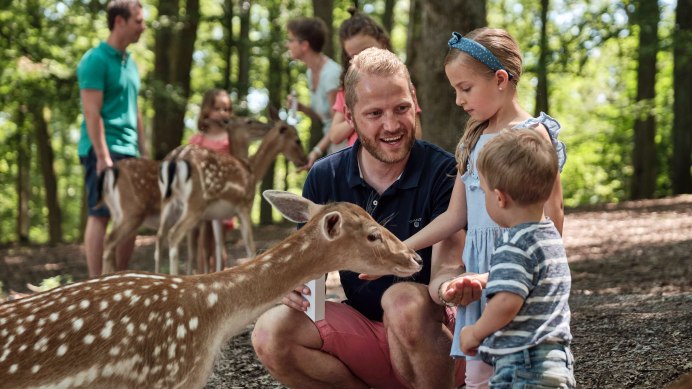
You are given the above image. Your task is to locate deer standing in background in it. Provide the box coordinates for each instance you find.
[0,190,422,389]
[156,121,308,275]
[99,117,273,275]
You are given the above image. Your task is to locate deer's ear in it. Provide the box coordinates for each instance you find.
[263,190,320,223]
[320,211,342,241]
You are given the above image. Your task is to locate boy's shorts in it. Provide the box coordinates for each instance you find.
[80,149,134,217]
[316,301,465,388]
[489,343,575,388]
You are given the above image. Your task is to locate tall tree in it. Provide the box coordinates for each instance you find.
[535,0,550,116]
[672,0,692,194]
[382,0,395,34]
[631,0,660,199]
[32,103,63,244]
[415,1,486,152]
[237,0,252,101]
[221,0,235,92]
[151,0,200,160]
[15,108,30,243]
[312,0,335,59]
[405,0,422,87]
[259,1,285,225]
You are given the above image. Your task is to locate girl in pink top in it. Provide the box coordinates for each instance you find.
[188,88,233,272]
[329,9,422,147]
[189,89,233,154]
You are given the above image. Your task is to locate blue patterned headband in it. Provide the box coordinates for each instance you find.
[447,32,513,80]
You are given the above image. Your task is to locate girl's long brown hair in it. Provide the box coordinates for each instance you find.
[445,28,523,174]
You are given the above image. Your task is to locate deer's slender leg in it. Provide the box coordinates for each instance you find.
[212,219,225,271]
[103,215,145,274]
[237,210,256,259]
[168,207,204,276]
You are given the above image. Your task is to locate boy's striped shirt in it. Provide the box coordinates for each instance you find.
[478,220,572,362]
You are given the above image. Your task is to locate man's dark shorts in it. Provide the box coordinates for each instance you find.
[80,149,134,217]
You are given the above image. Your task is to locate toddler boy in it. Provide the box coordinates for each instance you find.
[460,128,576,388]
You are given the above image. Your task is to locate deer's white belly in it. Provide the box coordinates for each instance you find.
[203,200,238,220]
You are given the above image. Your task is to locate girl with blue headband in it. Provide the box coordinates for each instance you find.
[404,27,567,388]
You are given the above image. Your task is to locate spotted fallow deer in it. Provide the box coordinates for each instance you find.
[99,117,274,275]
[0,190,422,389]
[156,122,308,275]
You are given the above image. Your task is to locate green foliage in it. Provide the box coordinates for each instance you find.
[34,274,74,292]
[0,0,683,244]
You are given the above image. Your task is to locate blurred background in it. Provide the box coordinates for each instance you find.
[0,0,689,244]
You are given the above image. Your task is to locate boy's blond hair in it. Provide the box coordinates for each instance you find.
[477,129,557,205]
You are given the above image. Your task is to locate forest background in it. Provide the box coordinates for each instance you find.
[0,0,690,245]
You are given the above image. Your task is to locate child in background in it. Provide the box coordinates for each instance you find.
[190,88,233,154]
[188,88,233,272]
[328,8,422,146]
[403,28,567,388]
[460,128,575,388]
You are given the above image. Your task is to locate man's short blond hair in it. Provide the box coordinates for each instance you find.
[344,47,413,111]
[477,129,557,205]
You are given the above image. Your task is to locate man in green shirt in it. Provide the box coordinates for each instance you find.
[77,0,146,277]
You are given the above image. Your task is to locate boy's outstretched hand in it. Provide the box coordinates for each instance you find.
[460,325,481,356]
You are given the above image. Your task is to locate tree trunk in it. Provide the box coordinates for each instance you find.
[151,0,200,160]
[535,0,549,116]
[15,107,30,243]
[172,0,199,122]
[222,0,235,92]
[151,0,177,159]
[416,1,486,152]
[631,0,659,199]
[259,2,285,225]
[312,0,335,59]
[32,105,63,244]
[406,0,422,88]
[672,0,692,194]
[382,0,395,35]
[238,0,252,101]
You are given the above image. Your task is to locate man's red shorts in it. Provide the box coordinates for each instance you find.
[316,301,465,388]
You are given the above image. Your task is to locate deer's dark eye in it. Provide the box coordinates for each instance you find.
[367,230,382,242]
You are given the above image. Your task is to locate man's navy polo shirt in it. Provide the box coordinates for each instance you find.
[303,140,457,321]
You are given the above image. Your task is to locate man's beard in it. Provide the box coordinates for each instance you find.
[355,122,415,164]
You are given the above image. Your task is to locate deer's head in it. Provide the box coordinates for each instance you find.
[261,122,309,167]
[263,190,422,277]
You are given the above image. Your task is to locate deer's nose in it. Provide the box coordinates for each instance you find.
[411,252,422,266]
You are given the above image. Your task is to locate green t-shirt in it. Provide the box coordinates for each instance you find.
[77,41,141,157]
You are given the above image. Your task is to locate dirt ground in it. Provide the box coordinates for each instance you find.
[1,195,691,388]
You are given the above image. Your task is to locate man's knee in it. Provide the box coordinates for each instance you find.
[382,282,430,322]
[382,283,435,347]
[252,305,308,371]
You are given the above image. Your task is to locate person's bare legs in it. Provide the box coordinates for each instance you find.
[252,305,369,389]
[382,282,456,389]
[84,216,108,277]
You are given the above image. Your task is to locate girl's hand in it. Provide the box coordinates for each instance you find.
[460,325,481,356]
